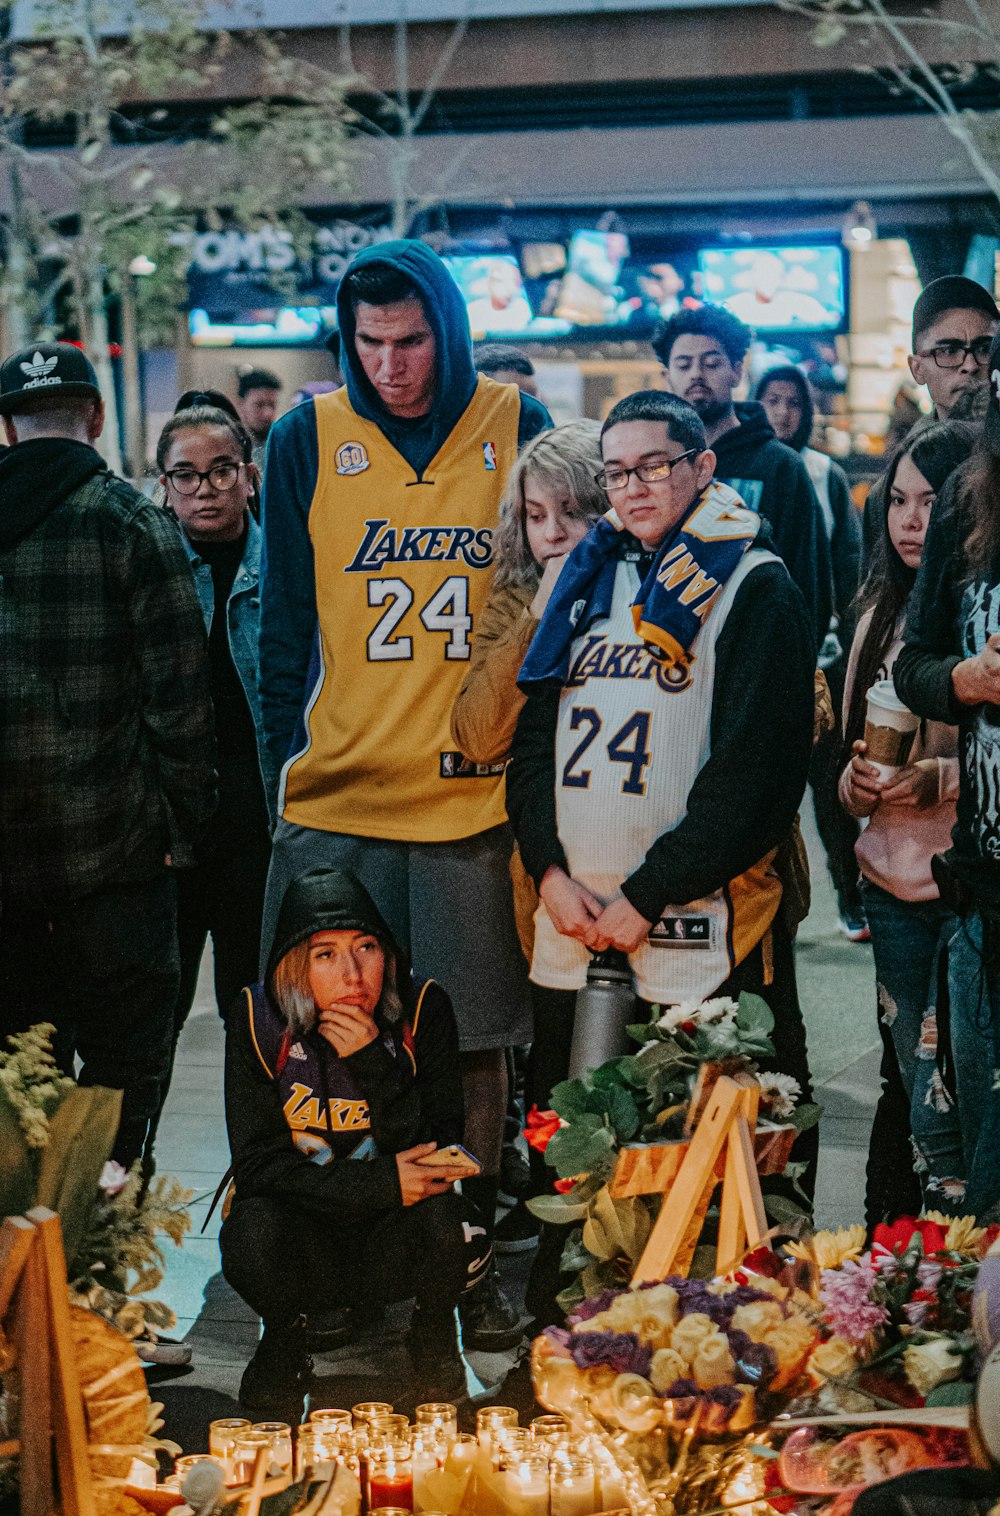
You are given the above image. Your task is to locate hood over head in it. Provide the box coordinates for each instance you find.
[711,399,778,463]
[753,365,814,454]
[266,868,404,995]
[0,437,104,548]
[335,239,477,445]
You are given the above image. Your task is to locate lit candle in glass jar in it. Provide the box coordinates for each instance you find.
[209,1418,251,1484]
[550,1453,596,1516]
[252,1422,293,1475]
[503,1452,550,1516]
[368,1448,414,1512]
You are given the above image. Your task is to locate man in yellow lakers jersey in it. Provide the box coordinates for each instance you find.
[259,240,551,1350]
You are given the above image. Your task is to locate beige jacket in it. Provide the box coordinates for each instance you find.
[451,580,538,958]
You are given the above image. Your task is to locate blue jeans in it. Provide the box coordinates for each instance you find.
[948,910,1000,1221]
[861,881,965,1215]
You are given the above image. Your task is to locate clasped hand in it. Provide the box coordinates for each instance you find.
[843,739,938,817]
[539,866,652,953]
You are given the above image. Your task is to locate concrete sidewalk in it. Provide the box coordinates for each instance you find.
[151,805,880,1435]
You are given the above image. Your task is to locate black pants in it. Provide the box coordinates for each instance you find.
[220,1191,490,1329]
[864,1012,922,1230]
[145,818,271,1164]
[810,659,861,900]
[0,874,179,1167]
[175,820,271,1027]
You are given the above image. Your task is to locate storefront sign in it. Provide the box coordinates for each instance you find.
[184,220,395,317]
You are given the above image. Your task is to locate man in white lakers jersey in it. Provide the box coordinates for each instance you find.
[508,391,817,1250]
[258,240,551,1350]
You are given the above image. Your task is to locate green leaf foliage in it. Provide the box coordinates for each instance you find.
[36,1085,122,1271]
[791,1102,823,1133]
[925,1380,974,1407]
[526,1192,590,1225]
[549,1079,594,1122]
[736,992,776,1036]
[546,1118,616,1180]
[763,1191,809,1225]
[0,1086,37,1218]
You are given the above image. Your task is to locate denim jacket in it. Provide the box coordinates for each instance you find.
[180,513,264,749]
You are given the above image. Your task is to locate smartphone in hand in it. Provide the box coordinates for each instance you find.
[413,1144,481,1178]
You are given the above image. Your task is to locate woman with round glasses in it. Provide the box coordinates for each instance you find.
[146,402,272,1167]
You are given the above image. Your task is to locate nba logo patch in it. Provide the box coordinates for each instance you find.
[336,440,370,476]
[483,441,497,472]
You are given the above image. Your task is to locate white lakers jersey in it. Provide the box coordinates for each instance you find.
[531,548,783,1004]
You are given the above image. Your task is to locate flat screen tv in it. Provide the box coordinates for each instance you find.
[444,253,570,339]
[697,245,846,331]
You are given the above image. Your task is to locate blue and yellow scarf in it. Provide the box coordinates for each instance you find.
[518,480,759,690]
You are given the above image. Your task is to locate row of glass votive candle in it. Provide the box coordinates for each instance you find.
[207,1404,625,1515]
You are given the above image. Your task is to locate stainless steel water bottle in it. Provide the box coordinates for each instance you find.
[568,949,637,1078]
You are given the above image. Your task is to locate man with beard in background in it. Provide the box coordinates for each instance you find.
[653,304,832,649]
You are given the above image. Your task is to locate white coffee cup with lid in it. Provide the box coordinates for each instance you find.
[864,679,920,780]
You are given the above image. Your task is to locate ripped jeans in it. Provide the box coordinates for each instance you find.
[947,909,1000,1222]
[860,881,965,1217]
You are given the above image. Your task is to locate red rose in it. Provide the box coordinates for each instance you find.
[873,1216,949,1256]
[742,1246,785,1278]
[554,1178,577,1194]
[763,1461,797,1513]
[525,1105,565,1154]
[979,1224,1000,1258]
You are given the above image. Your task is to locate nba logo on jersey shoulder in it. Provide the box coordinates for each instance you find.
[336,440,370,476]
[483,440,497,471]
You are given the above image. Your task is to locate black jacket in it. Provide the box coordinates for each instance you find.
[894,488,1000,906]
[225,870,465,1218]
[0,439,216,899]
[712,402,833,650]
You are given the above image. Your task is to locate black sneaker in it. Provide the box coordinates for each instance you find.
[239,1319,312,1426]
[408,1308,468,1403]
[458,1272,527,1353]
[837,889,871,943]
[494,1202,541,1255]
[306,1302,387,1352]
[498,1144,531,1207]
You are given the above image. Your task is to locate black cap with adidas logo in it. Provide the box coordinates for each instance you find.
[0,341,102,414]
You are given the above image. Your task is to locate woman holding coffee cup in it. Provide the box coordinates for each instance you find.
[840,421,976,1224]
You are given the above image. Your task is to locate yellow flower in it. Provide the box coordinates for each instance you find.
[786,1226,867,1270]
[903,1337,963,1396]
[923,1211,986,1256]
[809,1336,858,1380]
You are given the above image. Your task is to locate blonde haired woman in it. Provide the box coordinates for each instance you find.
[223,869,486,1423]
[450,420,605,1253]
[451,419,606,769]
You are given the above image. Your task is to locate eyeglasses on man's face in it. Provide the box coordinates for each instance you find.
[920,337,994,370]
[165,462,244,494]
[595,449,699,493]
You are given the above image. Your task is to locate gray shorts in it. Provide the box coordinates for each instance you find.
[262,821,531,1053]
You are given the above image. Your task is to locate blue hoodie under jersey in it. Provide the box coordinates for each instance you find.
[258,239,551,804]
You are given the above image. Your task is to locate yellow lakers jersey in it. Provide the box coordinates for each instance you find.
[279,376,521,842]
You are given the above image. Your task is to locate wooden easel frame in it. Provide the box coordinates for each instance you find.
[611,1075,769,1283]
[0,1207,96,1516]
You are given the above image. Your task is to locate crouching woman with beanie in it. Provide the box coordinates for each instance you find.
[221,868,488,1422]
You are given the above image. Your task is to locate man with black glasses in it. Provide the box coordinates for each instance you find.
[862,277,999,567]
[907,276,998,424]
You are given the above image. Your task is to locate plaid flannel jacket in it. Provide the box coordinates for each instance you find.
[0,468,217,900]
